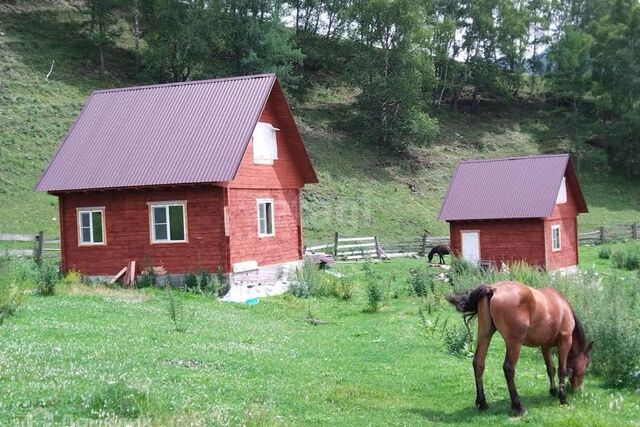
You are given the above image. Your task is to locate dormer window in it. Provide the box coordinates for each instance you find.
[253,122,279,165]
[556,177,567,204]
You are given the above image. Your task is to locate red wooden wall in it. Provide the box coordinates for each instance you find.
[544,177,580,270]
[450,219,546,268]
[58,186,227,275]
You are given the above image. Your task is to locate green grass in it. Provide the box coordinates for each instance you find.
[0,258,639,425]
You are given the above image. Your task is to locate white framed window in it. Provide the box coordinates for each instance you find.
[252,122,279,164]
[257,198,275,237]
[77,207,106,246]
[551,224,561,251]
[556,177,567,204]
[149,201,187,243]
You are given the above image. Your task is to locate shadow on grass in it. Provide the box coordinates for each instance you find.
[408,394,561,424]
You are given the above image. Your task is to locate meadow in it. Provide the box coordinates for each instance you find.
[1,247,639,426]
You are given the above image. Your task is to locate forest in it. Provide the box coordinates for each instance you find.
[82,0,640,177]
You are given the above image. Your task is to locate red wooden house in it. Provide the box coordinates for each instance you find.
[36,74,317,281]
[438,154,588,272]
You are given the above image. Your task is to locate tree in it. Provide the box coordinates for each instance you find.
[85,0,123,73]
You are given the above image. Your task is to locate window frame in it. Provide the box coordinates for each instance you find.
[256,198,275,238]
[551,224,561,252]
[76,207,106,246]
[252,122,279,165]
[148,201,188,244]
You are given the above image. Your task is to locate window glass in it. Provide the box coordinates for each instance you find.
[552,226,561,251]
[257,200,274,236]
[169,205,185,241]
[92,211,103,243]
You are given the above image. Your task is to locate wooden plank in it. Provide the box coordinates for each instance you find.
[0,233,36,242]
[385,252,418,258]
[305,244,332,252]
[43,248,61,252]
[337,236,375,242]
[35,231,44,264]
[45,239,61,244]
[110,267,128,284]
[337,243,376,249]
[337,249,377,256]
[3,249,33,257]
[334,232,339,257]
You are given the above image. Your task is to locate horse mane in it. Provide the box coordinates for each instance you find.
[571,308,588,353]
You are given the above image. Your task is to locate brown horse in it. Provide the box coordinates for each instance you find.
[447,281,593,416]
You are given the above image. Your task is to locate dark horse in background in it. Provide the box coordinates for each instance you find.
[427,245,450,264]
[447,281,593,416]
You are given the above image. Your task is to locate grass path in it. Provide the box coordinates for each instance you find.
[1,260,638,425]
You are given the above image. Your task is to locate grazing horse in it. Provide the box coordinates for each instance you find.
[427,245,450,264]
[446,281,593,416]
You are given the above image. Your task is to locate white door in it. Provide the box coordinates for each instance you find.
[461,231,480,263]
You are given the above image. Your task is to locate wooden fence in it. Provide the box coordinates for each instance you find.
[0,232,60,263]
[307,223,639,262]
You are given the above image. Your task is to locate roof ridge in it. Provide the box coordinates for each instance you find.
[460,153,569,164]
[92,73,277,95]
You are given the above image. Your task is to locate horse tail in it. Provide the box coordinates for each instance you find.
[446,285,494,325]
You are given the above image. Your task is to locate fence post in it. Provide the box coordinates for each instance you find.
[632,223,638,240]
[374,236,382,259]
[35,231,44,265]
[599,226,605,244]
[421,233,428,257]
[333,232,339,257]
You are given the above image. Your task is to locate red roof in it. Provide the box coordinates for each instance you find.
[36,74,317,192]
[438,154,588,221]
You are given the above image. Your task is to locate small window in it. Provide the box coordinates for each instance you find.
[257,199,274,237]
[556,177,567,204]
[150,202,187,243]
[551,224,561,251]
[252,122,278,164]
[77,208,105,245]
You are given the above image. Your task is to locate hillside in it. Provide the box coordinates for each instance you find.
[1,2,639,244]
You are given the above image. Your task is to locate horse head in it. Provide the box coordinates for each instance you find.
[568,341,593,390]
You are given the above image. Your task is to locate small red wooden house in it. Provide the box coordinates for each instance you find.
[438,154,588,272]
[36,74,317,281]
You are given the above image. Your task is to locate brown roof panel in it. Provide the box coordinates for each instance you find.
[438,154,587,221]
[36,73,315,192]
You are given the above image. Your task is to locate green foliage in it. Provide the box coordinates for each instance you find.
[441,320,473,356]
[611,245,640,270]
[183,269,220,296]
[88,380,152,419]
[408,266,431,297]
[506,260,549,288]
[362,262,384,312]
[598,247,612,259]
[166,285,190,333]
[0,259,31,324]
[36,260,59,296]
[554,272,640,387]
[138,254,156,288]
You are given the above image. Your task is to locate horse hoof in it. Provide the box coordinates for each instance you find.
[560,398,568,405]
[476,401,489,411]
[549,387,558,397]
[509,407,527,417]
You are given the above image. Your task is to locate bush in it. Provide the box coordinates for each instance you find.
[441,320,473,356]
[409,267,431,297]
[554,272,640,387]
[290,261,323,298]
[598,247,612,259]
[184,269,220,295]
[36,260,59,296]
[506,260,549,288]
[611,246,640,270]
[0,277,25,325]
[365,280,383,312]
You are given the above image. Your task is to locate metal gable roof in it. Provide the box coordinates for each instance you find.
[36,73,315,192]
[438,154,588,221]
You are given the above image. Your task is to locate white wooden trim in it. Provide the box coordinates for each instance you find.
[76,207,106,247]
[148,201,188,244]
[551,224,561,252]
[256,198,275,237]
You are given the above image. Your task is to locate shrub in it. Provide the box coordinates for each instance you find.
[554,272,640,387]
[184,269,220,295]
[36,260,59,296]
[365,280,383,312]
[166,285,191,332]
[611,246,640,270]
[290,261,322,298]
[409,267,431,297]
[441,320,473,356]
[598,247,612,259]
[0,278,25,325]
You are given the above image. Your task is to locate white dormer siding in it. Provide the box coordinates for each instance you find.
[253,122,279,164]
[556,177,567,204]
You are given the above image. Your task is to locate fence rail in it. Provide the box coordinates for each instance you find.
[307,223,639,262]
[0,231,60,263]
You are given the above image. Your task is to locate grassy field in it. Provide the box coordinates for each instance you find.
[1,2,639,246]
[1,256,639,426]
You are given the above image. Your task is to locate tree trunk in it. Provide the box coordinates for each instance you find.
[99,44,105,74]
[133,0,141,70]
